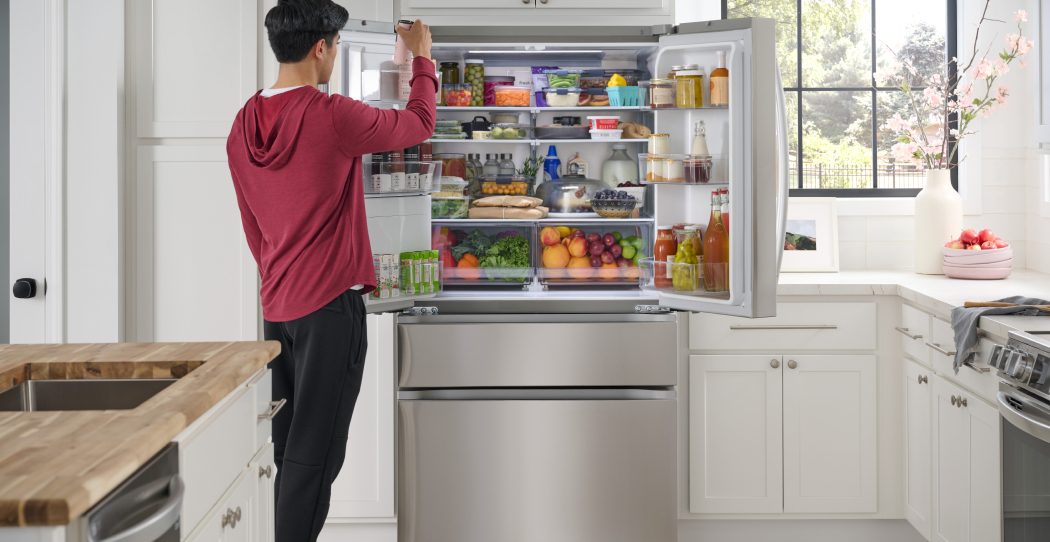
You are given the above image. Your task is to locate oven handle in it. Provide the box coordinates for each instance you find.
[998,391,1050,444]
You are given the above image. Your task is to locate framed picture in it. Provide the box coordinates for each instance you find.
[781,197,839,273]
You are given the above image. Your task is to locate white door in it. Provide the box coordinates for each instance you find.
[930,376,1001,542]
[782,355,877,513]
[689,355,783,514]
[328,312,396,518]
[903,358,933,540]
[649,19,786,318]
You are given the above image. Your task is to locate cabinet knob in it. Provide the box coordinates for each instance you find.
[770,359,780,369]
[787,359,797,369]
[260,465,272,478]
[221,507,242,528]
[918,374,927,384]
[522,0,531,3]
[540,0,549,3]
[12,278,37,299]
[957,396,967,408]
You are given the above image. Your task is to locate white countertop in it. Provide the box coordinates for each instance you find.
[777,269,1050,338]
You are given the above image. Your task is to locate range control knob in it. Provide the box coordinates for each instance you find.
[1010,350,1033,382]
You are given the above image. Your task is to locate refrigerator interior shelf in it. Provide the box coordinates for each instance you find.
[431,218,655,224]
[638,154,727,185]
[365,190,433,198]
[637,258,730,299]
[638,105,729,111]
[365,291,438,306]
[435,106,644,112]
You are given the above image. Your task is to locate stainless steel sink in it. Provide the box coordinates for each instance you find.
[0,379,177,412]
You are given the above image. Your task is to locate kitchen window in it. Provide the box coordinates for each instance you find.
[723,0,957,197]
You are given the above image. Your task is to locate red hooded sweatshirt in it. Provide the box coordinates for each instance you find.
[227,56,438,322]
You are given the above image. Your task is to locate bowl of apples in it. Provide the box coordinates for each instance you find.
[942,228,1011,279]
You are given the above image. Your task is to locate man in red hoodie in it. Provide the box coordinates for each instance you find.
[226,1,436,539]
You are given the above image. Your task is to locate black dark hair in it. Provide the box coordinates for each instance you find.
[264,0,349,63]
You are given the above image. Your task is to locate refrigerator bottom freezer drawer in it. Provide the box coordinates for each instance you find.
[398,399,677,542]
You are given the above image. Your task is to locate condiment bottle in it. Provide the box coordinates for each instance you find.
[393,20,413,64]
[691,121,710,156]
[499,153,515,175]
[483,154,501,175]
[703,190,729,292]
[710,51,729,107]
[544,145,561,180]
[654,226,676,288]
[720,188,729,235]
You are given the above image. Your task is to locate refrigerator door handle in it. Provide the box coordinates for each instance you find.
[774,61,789,274]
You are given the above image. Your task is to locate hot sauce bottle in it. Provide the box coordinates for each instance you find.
[654,226,676,288]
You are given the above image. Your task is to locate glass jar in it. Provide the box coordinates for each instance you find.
[675,70,705,108]
[653,227,675,289]
[672,227,700,292]
[673,223,703,256]
[439,62,460,85]
[434,153,466,180]
[648,79,676,109]
[646,134,670,182]
[464,59,484,107]
[499,153,515,175]
[667,65,684,79]
[483,153,501,176]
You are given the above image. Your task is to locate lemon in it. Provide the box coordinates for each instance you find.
[557,226,571,238]
[608,73,627,87]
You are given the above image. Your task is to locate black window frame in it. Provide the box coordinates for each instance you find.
[722,0,959,197]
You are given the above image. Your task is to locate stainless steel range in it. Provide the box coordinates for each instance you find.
[987,330,1050,541]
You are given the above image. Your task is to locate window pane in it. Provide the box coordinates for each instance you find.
[787,92,800,188]
[875,0,946,88]
[876,90,929,189]
[801,0,872,88]
[801,91,873,189]
[728,0,798,87]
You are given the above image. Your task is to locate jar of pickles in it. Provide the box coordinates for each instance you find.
[465,59,484,107]
[672,227,701,292]
[675,70,705,108]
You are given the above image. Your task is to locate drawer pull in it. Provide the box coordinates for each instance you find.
[963,361,991,374]
[926,342,957,357]
[895,326,923,340]
[259,398,287,421]
[729,325,837,330]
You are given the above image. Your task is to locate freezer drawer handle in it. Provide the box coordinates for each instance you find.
[895,326,923,340]
[926,342,957,357]
[259,399,287,421]
[729,324,837,330]
[635,305,671,313]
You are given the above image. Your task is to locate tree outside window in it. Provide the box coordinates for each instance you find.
[725,0,954,196]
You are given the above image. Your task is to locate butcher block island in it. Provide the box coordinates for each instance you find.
[0,341,280,538]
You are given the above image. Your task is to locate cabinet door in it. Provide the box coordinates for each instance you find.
[403,0,534,8]
[328,313,396,518]
[903,358,933,540]
[220,468,256,542]
[783,355,877,513]
[536,0,663,7]
[931,376,1001,542]
[251,444,276,542]
[135,0,257,137]
[135,146,258,342]
[689,355,783,514]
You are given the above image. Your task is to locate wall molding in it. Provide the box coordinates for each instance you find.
[44,0,65,343]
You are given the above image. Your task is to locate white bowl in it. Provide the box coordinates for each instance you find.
[942,245,1011,257]
[943,265,1012,280]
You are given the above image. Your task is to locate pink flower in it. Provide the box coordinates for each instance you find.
[1022,61,1028,68]
[993,60,1010,76]
[1015,10,1027,22]
[1020,38,1034,55]
[972,59,991,79]
[924,86,942,107]
[885,113,910,132]
[1007,34,1020,50]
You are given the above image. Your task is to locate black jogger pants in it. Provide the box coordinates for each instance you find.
[264,289,368,542]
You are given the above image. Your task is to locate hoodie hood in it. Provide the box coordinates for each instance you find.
[237,86,321,170]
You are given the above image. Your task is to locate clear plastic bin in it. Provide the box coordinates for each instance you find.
[363,160,442,194]
[432,224,534,287]
[535,223,650,286]
[638,154,726,184]
[637,258,730,297]
[489,123,531,140]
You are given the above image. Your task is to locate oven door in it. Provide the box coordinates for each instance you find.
[1000,388,1050,541]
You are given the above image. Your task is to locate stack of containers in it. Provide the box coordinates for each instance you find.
[399,251,442,296]
[942,244,1013,279]
[588,115,621,140]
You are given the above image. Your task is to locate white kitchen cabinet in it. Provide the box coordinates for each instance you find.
[930,376,1000,542]
[689,303,877,352]
[900,305,931,366]
[135,146,258,343]
[335,0,393,22]
[184,466,256,542]
[134,0,257,137]
[903,358,932,540]
[535,0,663,7]
[689,355,783,514]
[327,313,396,519]
[783,355,877,513]
[251,444,276,542]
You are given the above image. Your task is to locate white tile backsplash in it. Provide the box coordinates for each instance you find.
[839,241,866,269]
[865,242,915,269]
[982,186,1026,214]
[837,216,865,242]
[963,213,1026,241]
[865,216,915,242]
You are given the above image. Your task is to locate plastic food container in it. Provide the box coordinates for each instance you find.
[542,69,581,89]
[542,87,582,107]
[491,113,520,124]
[489,123,530,140]
[479,174,529,195]
[607,86,640,107]
[483,76,515,106]
[589,129,623,140]
[535,125,591,139]
[579,88,610,107]
[640,80,676,109]
[430,133,467,139]
[433,125,463,135]
[579,69,645,89]
[443,84,472,107]
[434,154,467,179]
[493,86,531,107]
[435,119,461,127]
[432,176,469,196]
[431,197,469,219]
[472,131,493,140]
[587,116,620,130]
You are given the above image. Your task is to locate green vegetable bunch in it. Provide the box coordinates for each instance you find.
[479,234,529,269]
[451,229,493,261]
[547,72,578,88]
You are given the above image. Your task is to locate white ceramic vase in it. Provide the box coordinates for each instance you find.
[913,169,962,274]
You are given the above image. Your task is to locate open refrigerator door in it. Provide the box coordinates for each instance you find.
[638,18,784,318]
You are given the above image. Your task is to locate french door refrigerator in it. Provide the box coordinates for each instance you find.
[336,17,787,542]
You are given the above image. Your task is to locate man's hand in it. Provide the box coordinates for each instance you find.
[396,20,432,61]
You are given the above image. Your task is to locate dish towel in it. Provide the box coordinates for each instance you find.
[950,296,1050,372]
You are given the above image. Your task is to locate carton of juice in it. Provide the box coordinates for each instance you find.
[371,254,383,299]
[428,250,441,292]
[411,252,425,294]
[379,255,391,299]
[385,254,400,297]
[400,253,415,296]
[420,252,432,294]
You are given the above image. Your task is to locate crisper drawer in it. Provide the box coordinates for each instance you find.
[689,303,876,351]
[398,314,678,388]
[398,397,677,542]
[927,317,998,404]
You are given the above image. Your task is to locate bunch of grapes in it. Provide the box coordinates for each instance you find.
[592,188,635,201]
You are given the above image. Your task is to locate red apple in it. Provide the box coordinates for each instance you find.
[589,254,602,267]
[586,233,601,244]
[959,229,979,245]
[966,243,982,251]
[978,229,996,244]
[616,257,631,267]
[610,244,623,258]
[601,251,616,265]
[602,233,616,247]
[994,238,1009,248]
[981,240,997,249]
[945,238,959,248]
[588,241,604,256]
